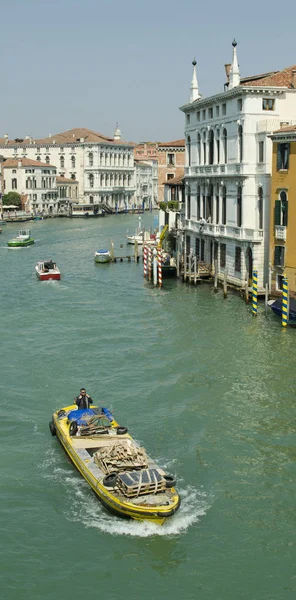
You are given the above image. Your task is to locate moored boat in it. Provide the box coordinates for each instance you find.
[35,260,61,281]
[268,298,296,322]
[94,249,111,263]
[7,229,34,247]
[49,404,180,524]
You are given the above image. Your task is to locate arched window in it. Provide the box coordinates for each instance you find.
[203,131,206,165]
[89,174,94,188]
[60,156,64,168]
[187,185,191,219]
[216,130,220,164]
[209,130,214,165]
[37,156,41,161]
[223,129,227,163]
[207,184,213,221]
[89,195,94,204]
[71,155,75,168]
[238,125,243,162]
[215,184,219,224]
[197,185,201,220]
[258,186,263,229]
[280,190,288,226]
[187,136,191,166]
[222,185,227,224]
[12,178,17,189]
[237,186,242,227]
[89,153,93,167]
[45,156,50,164]
[197,134,201,165]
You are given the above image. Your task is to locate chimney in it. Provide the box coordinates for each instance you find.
[225,64,231,83]
[292,70,296,88]
[18,159,22,168]
[49,133,52,138]
[4,133,8,145]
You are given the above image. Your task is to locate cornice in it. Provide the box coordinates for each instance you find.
[180,87,287,112]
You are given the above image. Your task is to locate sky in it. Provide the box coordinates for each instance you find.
[1,0,296,143]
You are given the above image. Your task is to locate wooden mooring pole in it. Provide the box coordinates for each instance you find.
[245,280,249,304]
[223,269,228,298]
[214,259,218,293]
[176,251,180,278]
[265,283,269,315]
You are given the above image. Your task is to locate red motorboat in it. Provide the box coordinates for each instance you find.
[35,260,61,281]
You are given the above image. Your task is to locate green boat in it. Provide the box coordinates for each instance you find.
[7,229,35,247]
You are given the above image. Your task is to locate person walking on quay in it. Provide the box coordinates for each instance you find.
[74,388,93,409]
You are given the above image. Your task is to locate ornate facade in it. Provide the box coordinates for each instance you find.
[180,43,296,288]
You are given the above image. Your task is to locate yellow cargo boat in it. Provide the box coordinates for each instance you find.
[49,405,180,525]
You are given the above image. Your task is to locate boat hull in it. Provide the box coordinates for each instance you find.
[36,271,61,281]
[7,238,34,247]
[94,255,111,263]
[268,299,296,321]
[51,405,180,524]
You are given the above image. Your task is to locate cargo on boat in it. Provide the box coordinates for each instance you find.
[49,405,180,525]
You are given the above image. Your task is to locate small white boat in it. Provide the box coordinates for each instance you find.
[94,249,111,263]
[126,231,145,245]
[35,260,61,281]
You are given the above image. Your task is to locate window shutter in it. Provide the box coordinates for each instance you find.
[274,246,280,266]
[285,143,290,169]
[274,200,281,226]
[282,199,288,226]
[276,144,282,170]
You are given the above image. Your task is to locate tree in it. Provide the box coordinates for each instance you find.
[2,191,22,208]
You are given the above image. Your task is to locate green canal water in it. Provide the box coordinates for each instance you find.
[1,214,295,600]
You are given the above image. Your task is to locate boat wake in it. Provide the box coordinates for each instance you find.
[41,449,211,537]
[75,485,210,537]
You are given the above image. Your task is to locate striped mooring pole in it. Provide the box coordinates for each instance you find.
[143,245,148,278]
[158,247,162,287]
[148,246,152,281]
[252,269,258,316]
[282,275,289,327]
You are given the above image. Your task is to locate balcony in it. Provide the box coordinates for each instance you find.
[185,164,244,177]
[185,219,263,242]
[275,225,286,241]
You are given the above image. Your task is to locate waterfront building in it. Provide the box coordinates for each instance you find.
[1,158,58,214]
[157,140,185,203]
[0,126,136,213]
[134,140,185,203]
[159,173,185,250]
[269,125,296,296]
[180,44,296,289]
[56,176,79,214]
[134,159,158,209]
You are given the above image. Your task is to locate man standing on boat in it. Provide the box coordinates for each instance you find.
[75,388,93,409]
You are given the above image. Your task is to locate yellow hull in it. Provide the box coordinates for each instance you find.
[51,405,180,525]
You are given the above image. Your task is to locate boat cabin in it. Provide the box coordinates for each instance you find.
[18,229,31,238]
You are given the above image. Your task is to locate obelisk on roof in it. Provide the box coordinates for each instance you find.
[190,58,201,102]
[228,39,240,89]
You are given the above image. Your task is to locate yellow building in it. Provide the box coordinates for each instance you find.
[270,125,296,296]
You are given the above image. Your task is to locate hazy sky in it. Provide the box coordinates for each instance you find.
[1,0,296,143]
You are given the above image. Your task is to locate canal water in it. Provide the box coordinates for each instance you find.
[1,214,295,600]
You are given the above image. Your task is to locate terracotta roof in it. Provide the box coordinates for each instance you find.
[0,128,133,147]
[272,124,296,134]
[240,65,296,88]
[158,139,185,148]
[2,158,56,168]
[56,176,78,183]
